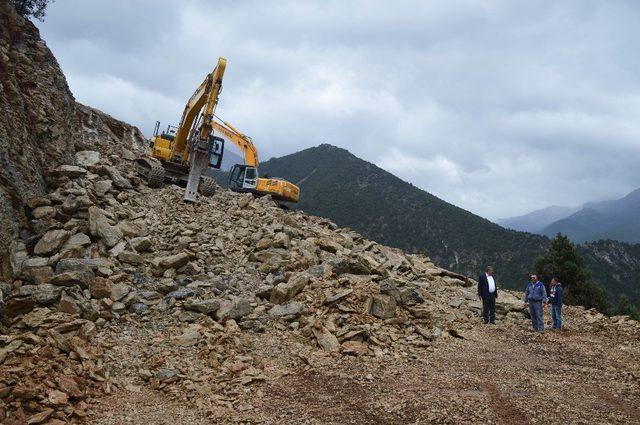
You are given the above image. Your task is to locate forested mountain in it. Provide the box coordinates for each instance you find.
[257,144,640,308]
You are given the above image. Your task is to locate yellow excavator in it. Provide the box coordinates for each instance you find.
[211,118,300,203]
[136,57,227,202]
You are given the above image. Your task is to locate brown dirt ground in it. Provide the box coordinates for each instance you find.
[86,314,640,425]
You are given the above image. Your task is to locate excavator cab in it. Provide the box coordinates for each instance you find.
[229,164,258,191]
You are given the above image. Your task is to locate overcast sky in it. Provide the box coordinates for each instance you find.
[37,0,640,220]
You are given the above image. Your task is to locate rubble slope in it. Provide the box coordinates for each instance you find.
[0,151,638,424]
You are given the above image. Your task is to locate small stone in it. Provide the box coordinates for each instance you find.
[58,294,82,315]
[152,252,190,273]
[367,294,396,319]
[88,206,123,248]
[59,233,91,255]
[269,302,303,318]
[105,165,132,189]
[51,164,87,178]
[27,408,55,424]
[89,277,112,299]
[112,301,126,313]
[216,297,252,321]
[130,236,152,252]
[26,196,51,209]
[51,271,87,287]
[32,206,56,219]
[34,229,71,256]
[111,283,131,301]
[166,288,196,300]
[118,251,144,265]
[31,284,62,305]
[156,369,179,380]
[312,322,340,352]
[129,302,148,314]
[22,266,54,285]
[270,272,310,304]
[175,327,201,346]
[75,150,101,167]
[341,340,369,356]
[117,221,143,237]
[183,298,220,315]
[94,180,113,197]
[325,289,353,304]
[47,389,69,405]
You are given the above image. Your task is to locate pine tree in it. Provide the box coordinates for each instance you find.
[534,233,610,313]
[9,0,53,21]
[615,295,640,320]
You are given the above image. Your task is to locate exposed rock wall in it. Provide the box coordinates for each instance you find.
[0,2,146,279]
[0,1,76,278]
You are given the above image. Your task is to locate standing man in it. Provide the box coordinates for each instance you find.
[524,274,547,332]
[477,266,498,324]
[549,277,564,329]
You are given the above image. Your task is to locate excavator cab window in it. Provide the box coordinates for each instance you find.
[208,136,224,169]
[229,164,245,189]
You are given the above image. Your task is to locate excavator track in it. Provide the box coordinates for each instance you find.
[199,176,217,197]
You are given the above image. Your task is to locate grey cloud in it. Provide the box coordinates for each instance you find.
[37,0,640,219]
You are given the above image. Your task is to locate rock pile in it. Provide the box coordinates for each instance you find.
[2,147,638,423]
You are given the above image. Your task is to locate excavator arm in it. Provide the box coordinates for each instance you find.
[210,118,259,167]
[171,57,227,164]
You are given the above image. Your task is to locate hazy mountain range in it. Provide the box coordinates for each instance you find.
[499,188,640,243]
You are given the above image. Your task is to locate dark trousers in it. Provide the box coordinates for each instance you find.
[482,293,496,323]
[551,304,562,329]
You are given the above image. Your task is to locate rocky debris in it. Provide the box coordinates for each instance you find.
[0,159,637,425]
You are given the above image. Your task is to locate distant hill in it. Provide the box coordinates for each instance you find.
[258,144,640,308]
[541,188,640,243]
[498,205,580,233]
[260,144,547,286]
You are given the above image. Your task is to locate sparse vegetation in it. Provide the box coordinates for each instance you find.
[9,0,53,21]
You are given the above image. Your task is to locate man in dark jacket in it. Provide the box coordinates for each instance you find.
[477,266,498,324]
[549,277,564,329]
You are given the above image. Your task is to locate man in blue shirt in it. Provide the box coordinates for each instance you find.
[524,274,547,332]
[549,277,564,329]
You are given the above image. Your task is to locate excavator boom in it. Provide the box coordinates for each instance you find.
[211,117,300,203]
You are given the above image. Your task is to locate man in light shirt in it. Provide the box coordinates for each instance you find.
[477,266,498,324]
